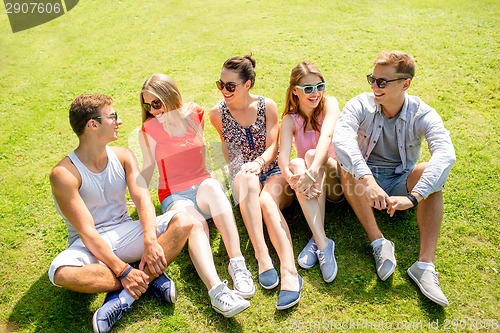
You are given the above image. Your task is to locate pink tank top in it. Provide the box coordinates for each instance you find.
[291,113,335,159]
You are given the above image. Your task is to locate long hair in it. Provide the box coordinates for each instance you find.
[140,74,184,124]
[283,61,325,132]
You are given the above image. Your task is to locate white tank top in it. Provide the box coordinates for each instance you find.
[55,146,133,245]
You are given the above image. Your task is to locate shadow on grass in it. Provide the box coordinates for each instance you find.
[8,274,97,332]
[283,200,448,323]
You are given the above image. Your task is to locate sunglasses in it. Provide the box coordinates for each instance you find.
[92,113,118,121]
[216,80,242,93]
[366,74,408,88]
[295,82,326,95]
[142,99,163,112]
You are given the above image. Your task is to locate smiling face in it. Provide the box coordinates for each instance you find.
[142,90,165,118]
[94,105,122,142]
[370,64,410,113]
[218,68,250,103]
[293,73,324,113]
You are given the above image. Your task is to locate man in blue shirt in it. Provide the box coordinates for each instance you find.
[333,51,456,306]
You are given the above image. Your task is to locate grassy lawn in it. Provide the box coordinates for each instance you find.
[0,0,498,332]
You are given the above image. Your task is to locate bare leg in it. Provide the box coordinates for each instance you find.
[54,265,121,294]
[289,157,328,250]
[234,171,273,273]
[338,166,383,242]
[260,175,299,291]
[406,163,443,264]
[196,178,243,259]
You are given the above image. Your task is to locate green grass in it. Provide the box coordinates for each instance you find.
[1,0,499,332]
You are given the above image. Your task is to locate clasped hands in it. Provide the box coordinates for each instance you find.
[288,170,321,200]
[121,240,167,299]
[362,177,416,217]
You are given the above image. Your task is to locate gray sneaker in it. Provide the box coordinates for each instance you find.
[316,238,337,283]
[407,262,449,306]
[209,281,251,317]
[373,240,396,281]
[298,238,318,269]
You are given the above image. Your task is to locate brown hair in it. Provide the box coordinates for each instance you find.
[69,94,113,136]
[283,61,325,132]
[222,54,257,88]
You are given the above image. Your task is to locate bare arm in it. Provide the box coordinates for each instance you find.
[308,96,340,178]
[278,114,296,183]
[138,130,157,187]
[261,98,280,166]
[115,147,166,278]
[209,104,230,163]
[50,158,149,297]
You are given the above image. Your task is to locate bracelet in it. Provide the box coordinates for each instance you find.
[407,193,419,207]
[304,170,316,182]
[117,265,133,281]
[254,156,265,169]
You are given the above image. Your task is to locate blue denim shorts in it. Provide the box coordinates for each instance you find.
[259,166,282,186]
[160,185,210,219]
[369,166,410,196]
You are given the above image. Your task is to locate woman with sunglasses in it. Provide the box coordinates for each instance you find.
[210,55,301,310]
[138,74,255,307]
[279,61,343,283]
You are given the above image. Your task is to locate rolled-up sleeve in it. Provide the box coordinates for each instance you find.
[333,97,372,179]
[411,110,456,198]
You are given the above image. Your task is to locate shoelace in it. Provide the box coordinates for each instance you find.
[215,285,238,307]
[317,250,326,266]
[307,243,318,255]
[233,268,252,287]
[432,271,441,287]
[373,247,382,266]
[103,302,128,327]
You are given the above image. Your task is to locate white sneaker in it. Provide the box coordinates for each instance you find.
[228,257,255,299]
[407,262,449,306]
[208,281,250,317]
[372,239,396,281]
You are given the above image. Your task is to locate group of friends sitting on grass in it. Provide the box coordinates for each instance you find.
[47,50,456,333]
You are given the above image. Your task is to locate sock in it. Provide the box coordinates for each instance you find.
[119,289,135,306]
[208,281,223,297]
[371,238,386,248]
[230,256,245,264]
[416,261,435,271]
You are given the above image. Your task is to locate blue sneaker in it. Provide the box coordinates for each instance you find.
[149,272,177,303]
[92,291,130,333]
[297,238,318,269]
[316,238,337,283]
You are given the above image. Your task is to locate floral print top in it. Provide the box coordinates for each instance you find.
[219,96,279,178]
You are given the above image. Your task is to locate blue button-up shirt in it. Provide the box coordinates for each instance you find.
[333,92,456,199]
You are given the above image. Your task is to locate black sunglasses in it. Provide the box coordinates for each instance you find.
[142,99,163,112]
[92,113,118,121]
[216,80,242,93]
[366,74,409,88]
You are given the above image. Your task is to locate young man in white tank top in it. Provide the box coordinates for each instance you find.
[49,94,250,333]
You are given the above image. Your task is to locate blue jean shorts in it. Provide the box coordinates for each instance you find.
[369,166,410,196]
[259,166,282,186]
[160,185,211,219]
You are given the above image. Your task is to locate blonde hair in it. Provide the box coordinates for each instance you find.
[140,74,184,124]
[374,51,416,78]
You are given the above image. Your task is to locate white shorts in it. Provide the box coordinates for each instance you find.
[48,210,179,286]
